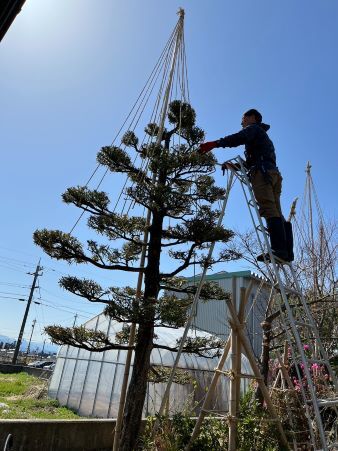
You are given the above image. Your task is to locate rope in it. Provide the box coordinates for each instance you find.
[69,21,179,233]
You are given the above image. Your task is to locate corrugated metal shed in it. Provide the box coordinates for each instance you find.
[186,270,270,358]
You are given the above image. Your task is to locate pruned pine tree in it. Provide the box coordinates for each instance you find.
[34,101,240,450]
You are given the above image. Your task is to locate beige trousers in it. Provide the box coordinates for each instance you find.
[250,169,283,219]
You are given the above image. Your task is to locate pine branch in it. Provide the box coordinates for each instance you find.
[97,146,150,184]
[45,325,134,352]
[60,276,111,303]
[161,244,198,278]
[34,229,144,273]
[88,213,146,246]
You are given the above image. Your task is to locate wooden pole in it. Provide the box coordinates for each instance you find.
[186,337,231,451]
[225,298,290,450]
[228,277,238,451]
[228,323,238,451]
[281,341,288,389]
[187,282,253,451]
[276,349,293,390]
[235,286,250,415]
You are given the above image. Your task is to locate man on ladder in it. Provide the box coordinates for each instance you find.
[198,108,293,262]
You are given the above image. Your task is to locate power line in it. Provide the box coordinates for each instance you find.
[37,297,99,317]
[0,264,34,274]
[0,282,30,288]
[37,302,92,319]
[0,254,36,266]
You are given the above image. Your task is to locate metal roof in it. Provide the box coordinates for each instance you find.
[185,269,263,282]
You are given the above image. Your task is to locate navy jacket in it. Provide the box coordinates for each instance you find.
[217,123,278,171]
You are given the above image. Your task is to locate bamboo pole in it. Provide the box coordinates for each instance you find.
[276,349,293,390]
[228,324,238,451]
[235,286,250,415]
[185,338,231,451]
[228,278,238,450]
[225,298,290,450]
[187,282,253,451]
[281,341,288,389]
[112,11,185,450]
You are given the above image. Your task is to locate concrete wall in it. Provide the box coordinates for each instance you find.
[0,419,116,451]
[0,417,214,450]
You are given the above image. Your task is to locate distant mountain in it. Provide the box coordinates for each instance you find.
[0,335,13,345]
[0,334,58,354]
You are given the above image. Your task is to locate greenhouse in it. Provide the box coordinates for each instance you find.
[49,314,252,418]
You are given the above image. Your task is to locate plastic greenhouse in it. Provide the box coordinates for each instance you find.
[48,313,252,418]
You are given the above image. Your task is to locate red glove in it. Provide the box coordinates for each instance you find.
[198,140,219,154]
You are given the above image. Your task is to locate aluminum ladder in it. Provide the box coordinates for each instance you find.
[188,156,338,451]
[233,156,338,450]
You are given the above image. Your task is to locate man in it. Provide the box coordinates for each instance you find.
[198,108,293,262]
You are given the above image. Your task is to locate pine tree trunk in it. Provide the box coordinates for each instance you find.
[119,323,154,451]
[119,208,164,450]
[256,319,272,405]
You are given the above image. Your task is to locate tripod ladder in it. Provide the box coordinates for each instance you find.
[187,156,338,451]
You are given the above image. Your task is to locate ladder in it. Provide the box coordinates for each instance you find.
[187,156,338,451]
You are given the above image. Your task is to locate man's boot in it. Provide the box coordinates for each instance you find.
[284,220,294,262]
[257,217,288,262]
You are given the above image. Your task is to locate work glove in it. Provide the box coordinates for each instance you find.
[198,140,219,154]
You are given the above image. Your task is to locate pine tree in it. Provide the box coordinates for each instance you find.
[34,100,239,450]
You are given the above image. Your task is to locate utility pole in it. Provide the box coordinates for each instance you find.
[12,261,42,364]
[40,339,46,358]
[26,319,36,356]
[73,313,78,327]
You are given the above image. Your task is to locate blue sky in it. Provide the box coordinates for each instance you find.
[0,0,337,347]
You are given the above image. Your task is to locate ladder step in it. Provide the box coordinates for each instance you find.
[317,398,338,407]
[305,398,338,407]
[238,176,248,185]
[255,224,265,233]
[277,285,303,297]
[272,281,302,296]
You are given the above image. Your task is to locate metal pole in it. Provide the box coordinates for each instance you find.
[12,261,42,364]
[112,9,185,451]
[306,162,319,358]
[40,339,46,358]
[154,172,235,432]
[26,319,36,356]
